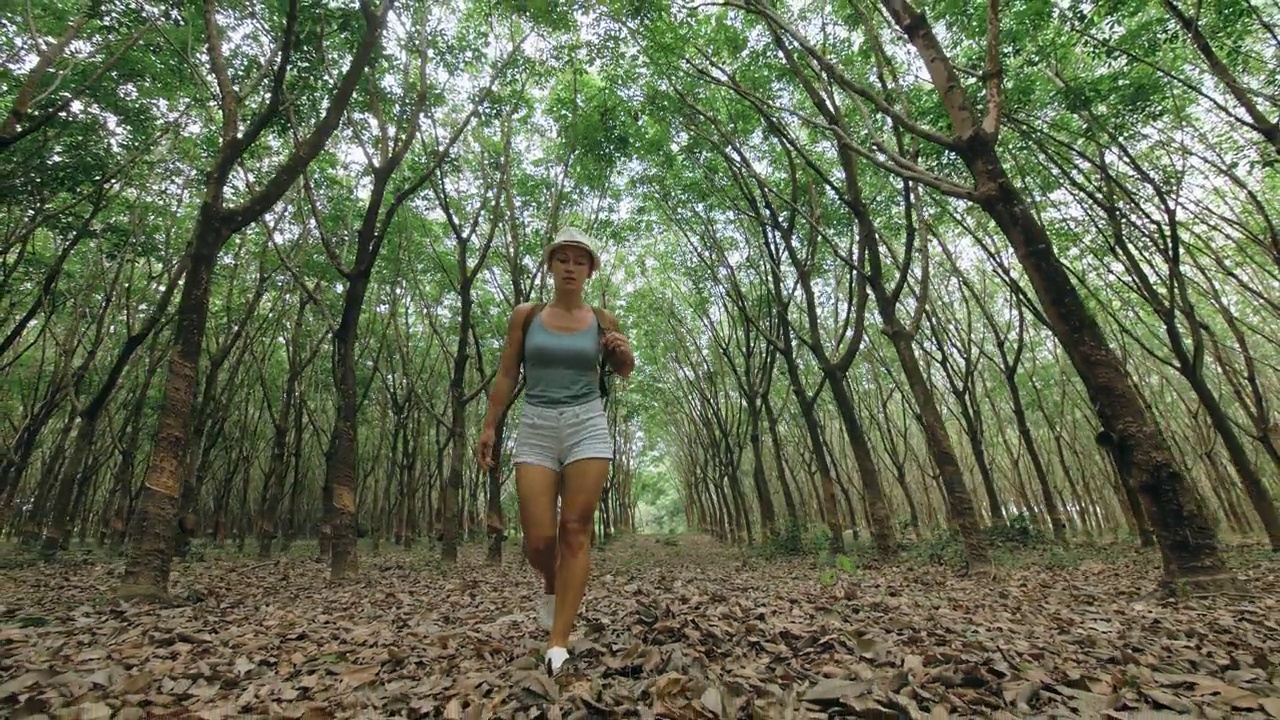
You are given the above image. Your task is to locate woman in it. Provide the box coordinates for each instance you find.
[476,226,635,676]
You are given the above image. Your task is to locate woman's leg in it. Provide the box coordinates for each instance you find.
[515,463,561,593]
[549,457,609,648]
[511,404,563,597]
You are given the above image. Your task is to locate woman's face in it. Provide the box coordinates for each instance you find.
[549,246,594,290]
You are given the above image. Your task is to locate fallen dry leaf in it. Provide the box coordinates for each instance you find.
[0,536,1277,718]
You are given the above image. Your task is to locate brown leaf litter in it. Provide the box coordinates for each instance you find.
[1,536,1277,718]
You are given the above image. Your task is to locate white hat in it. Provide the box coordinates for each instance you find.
[543,226,600,271]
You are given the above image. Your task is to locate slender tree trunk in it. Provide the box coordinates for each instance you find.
[824,377,896,556]
[1179,370,1280,549]
[724,444,752,544]
[441,278,474,563]
[1003,374,1065,542]
[485,411,510,563]
[1161,0,1280,159]
[39,418,98,558]
[762,394,799,525]
[1206,451,1255,535]
[0,370,72,521]
[280,393,306,553]
[746,407,778,538]
[102,359,160,548]
[263,302,313,557]
[885,324,990,567]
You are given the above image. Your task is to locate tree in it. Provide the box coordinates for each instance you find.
[119,0,389,600]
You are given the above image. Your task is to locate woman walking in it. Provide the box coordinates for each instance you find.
[476,226,635,676]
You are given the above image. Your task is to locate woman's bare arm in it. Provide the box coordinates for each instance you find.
[482,303,535,430]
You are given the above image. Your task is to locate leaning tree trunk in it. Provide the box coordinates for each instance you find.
[875,0,1227,591]
[762,393,800,525]
[120,223,228,598]
[971,175,1226,586]
[41,264,182,559]
[441,275,476,563]
[1179,368,1280,550]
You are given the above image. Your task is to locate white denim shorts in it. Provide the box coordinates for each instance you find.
[512,397,613,472]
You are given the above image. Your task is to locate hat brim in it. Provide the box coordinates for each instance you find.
[544,240,599,270]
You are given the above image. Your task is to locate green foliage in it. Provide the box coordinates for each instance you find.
[492,0,583,31]
[904,530,968,567]
[755,520,832,559]
[819,552,859,586]
[906,515,1052,567]
[632,461,685,534]
[546,67,641,190]
[1039,546,1084,569]
[762,520,810,558]
[986,512,1049,549]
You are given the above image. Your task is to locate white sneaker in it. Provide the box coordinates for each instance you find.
[538,594,555,630]
[545,645,569,676]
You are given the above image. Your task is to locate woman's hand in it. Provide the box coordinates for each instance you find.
[475,425,496,469]
[603,330,634,374]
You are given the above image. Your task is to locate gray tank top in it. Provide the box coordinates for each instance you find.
[523,312,601,408]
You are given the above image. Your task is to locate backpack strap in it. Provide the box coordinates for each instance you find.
[591,306,617,340]
[591,305,617,399]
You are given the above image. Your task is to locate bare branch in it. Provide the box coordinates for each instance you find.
[982,0,1003,137]
[723,0,961,150]
[203,0,239,144]
[227,0,391,230]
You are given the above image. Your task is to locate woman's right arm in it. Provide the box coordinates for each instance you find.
[481,302,534,431]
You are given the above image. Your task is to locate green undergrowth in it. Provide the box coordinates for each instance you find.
[884,514,1104,570]
[0,534,457,569]
[743,513,1195,579]
[0,530,671,572]
[3,524,1271,576]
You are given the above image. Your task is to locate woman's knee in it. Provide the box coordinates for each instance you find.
[525,533,556,560]
[557,516,593,557]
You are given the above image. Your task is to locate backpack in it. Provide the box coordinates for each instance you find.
[520,303,617,399]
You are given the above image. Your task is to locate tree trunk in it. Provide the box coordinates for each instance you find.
[39,417,97,558]
[1178,364,1280,550]
[485,411,511,564]
[441,278,475,563]
[119,224,227,599]
[824,376,896,556]
[973,158,1226,587]
[1003,372,1066,543]
[887,323,990,567]
[117,0,386,598]
[746,407,778,538]
[324,269,369,579]
[762,394,799,525]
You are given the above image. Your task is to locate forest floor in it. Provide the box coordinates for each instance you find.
[0,533,1278,719]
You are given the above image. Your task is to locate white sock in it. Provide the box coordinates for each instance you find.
[545,645,569,675]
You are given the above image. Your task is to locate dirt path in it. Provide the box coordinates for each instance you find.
[1,535,1278,718]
